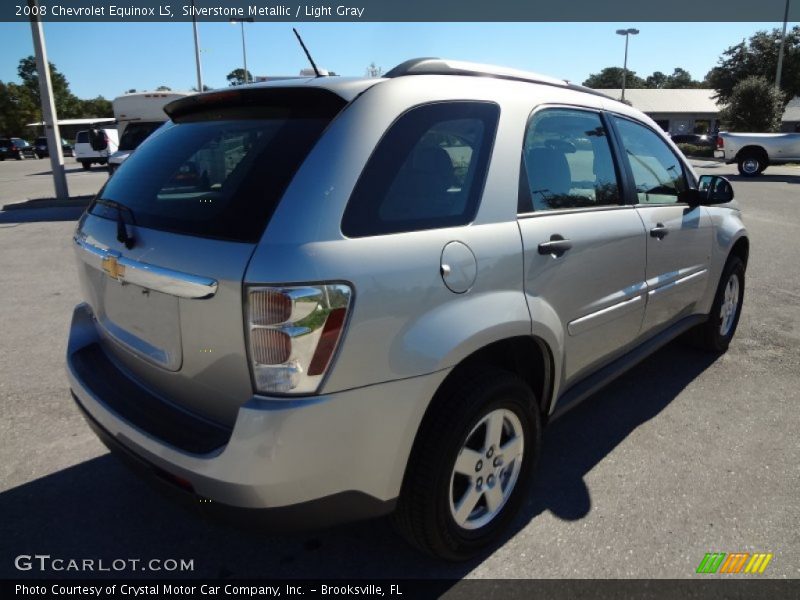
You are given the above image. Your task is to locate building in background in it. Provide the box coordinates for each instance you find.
[593,88,721,135]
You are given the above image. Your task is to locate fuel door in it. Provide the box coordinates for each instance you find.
[440,241,477,294]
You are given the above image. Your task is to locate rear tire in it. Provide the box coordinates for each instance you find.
[688,256,745,353]
[737,153,765,177]
[393,366,541,560]
[80,161,91,170]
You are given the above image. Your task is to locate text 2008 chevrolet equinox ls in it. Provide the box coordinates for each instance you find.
[67,59,748,560]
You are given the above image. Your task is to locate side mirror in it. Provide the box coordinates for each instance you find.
[698,174,734,204]
[88,128,108,151]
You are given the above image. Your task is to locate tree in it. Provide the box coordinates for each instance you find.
[77,96,112,118]
[645,71,668,89]
[365,62,383,78]
[17,55,81,119]
[0,81,37,136]
[191,84,214,92]
[664,68,701,88]
[706,26,800,103]
[582,67,644,89]
[227,68,253,86]
[155,85,172,91]
[718,76,784,132]
[126,88,137,93]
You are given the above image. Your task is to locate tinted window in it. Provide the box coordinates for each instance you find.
[613,117,688,204]
[90,89,345,242]
[520,108,621,212]
[342,102,499,238]
[76,131,89,143]
[118,121,164,151]
[35,137,47,145]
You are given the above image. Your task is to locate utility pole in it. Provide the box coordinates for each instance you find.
[230,18,254,84]
[28,0,68,201]
[190,0,203,91]
[775,0,791,90]
[616,28,639,102]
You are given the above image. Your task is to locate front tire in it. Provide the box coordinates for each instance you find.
[690,256,745,352]
[393,367,541,560]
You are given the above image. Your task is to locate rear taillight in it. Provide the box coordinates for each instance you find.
[716,137,724,149]
[246,284,352,395]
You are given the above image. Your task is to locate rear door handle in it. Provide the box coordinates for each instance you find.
[650,223,669,239]
[538,235,573,257]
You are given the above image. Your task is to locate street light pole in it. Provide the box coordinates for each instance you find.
[28,0,68,202]
[616,28,639,102]
[230,18,254,84]
[190,0,203,91]
[775,0,791,90]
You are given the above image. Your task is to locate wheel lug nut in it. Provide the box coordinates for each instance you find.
[493,457,502,467]
[475,460,483,472]
[476,477,483,488]
[487,475,495,485]
[486,447,494,458]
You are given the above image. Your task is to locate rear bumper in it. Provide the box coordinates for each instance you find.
[67,303,447,525]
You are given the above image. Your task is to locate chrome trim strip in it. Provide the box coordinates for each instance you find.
[75,237,218,299]
[568,294,643,336]
[647,268,708,299]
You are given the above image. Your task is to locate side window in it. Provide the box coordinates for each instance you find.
[341,102,499,238]
[612,116,688,204]
[520,108,621,213]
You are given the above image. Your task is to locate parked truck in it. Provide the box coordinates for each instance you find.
[715,131,800,176]
[108,91,193,174]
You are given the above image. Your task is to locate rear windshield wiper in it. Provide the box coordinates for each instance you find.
[95,198,137,250]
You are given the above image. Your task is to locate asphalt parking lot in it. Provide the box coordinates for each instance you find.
[0,155,109,207]
[0,158,798,581]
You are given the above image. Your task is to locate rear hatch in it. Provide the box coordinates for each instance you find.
[73,87,347,426]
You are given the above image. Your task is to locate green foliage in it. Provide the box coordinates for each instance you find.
[227,68,253,86]
[0,56,113,136]
[583,67,644,89]
[706,26,800,103]
[585,66,703,90]
[718,76,784,132]
[675,143,714,158]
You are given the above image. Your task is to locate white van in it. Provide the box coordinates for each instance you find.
[108,92,193,174]
[74,128,119,170]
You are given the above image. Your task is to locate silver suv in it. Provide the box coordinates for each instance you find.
[67,59,748,560]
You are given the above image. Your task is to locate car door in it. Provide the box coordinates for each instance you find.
[517,107,648,385]
[610,115,712,334]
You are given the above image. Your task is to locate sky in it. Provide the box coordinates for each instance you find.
[0,21,797,99]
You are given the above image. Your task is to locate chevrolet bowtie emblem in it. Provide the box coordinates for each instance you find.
[102,255,125,280]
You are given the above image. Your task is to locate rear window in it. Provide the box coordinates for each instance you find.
[35,137,47,145]
[118,121,164,151]
[76,131,89,143]
[342,101,499,238]
[90,89,345,243]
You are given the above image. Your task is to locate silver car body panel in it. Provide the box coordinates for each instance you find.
[73,215,257,426]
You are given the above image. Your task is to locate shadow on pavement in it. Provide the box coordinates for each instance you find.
[30,166,102,176]
[727,173,800,185]
[0,341,719,580]
[0,196,90,224]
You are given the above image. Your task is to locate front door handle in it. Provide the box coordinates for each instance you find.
[650,223,669,239]
[538,235,573,257]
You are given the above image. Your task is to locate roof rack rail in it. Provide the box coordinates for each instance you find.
[385,58,611,100]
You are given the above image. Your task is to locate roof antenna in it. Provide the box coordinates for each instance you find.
[293,28,322,77]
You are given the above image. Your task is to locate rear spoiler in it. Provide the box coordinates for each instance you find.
[164,87,347,121]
